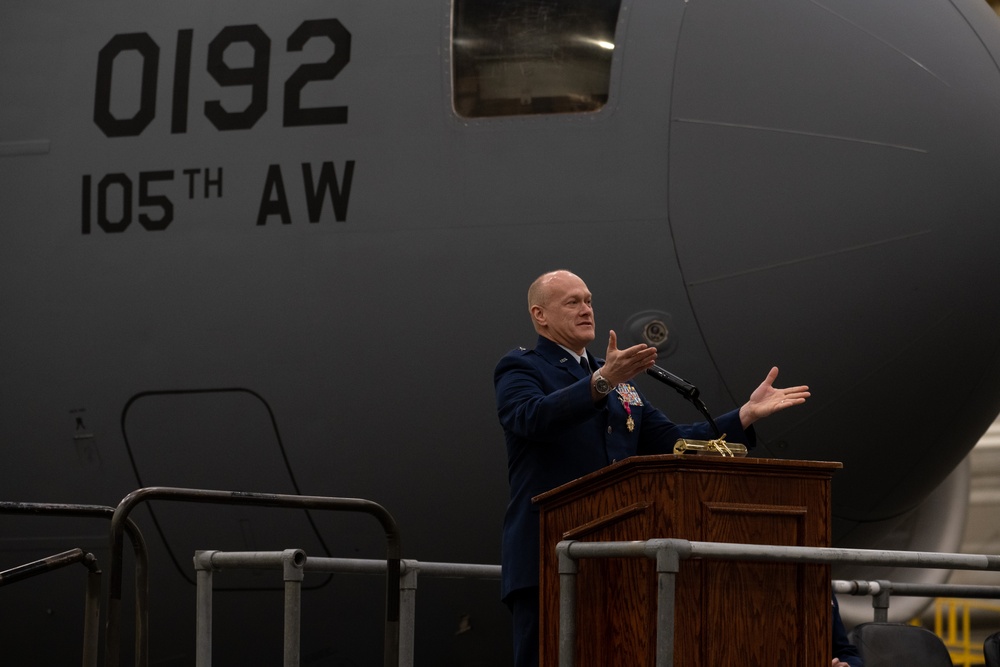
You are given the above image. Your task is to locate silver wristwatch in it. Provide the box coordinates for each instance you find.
[593,370,614,395]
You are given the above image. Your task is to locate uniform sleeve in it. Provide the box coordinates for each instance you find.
[494,351,599,441]
[832,596,864,667]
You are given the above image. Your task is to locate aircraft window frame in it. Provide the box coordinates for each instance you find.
[448,0,628,122]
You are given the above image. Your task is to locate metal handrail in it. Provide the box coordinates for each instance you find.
[301,555,502,667]
[0,547,99,586]
[182,547,1000,667]
[555,538,1000,667]
[189,550,501,667]
[832,578,1000,622]
[0,548,101,667]
[0,501,148,667]
[193,549,308,667]
[106,487,401,667]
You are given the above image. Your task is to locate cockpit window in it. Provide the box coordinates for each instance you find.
[451,0,624,118]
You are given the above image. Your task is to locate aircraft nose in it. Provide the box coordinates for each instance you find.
[665,0,1000,525]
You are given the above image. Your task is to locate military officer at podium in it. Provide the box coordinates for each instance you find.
[494,269,810,667]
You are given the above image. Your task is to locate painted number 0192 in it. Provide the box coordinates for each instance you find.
[93,18,351,137]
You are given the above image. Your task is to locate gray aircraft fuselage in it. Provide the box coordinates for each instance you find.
[4,0,1000,663]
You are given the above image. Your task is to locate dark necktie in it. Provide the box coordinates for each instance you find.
[580,355,591,374]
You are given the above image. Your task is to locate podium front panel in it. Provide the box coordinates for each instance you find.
[535,455,838,667]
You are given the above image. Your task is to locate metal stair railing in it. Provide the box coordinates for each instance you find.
[107,487,402,667]
[0,502,148,667]
[0,547,102,667]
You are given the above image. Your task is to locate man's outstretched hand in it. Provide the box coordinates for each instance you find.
[599,330,657,387]
[739,366,810,428]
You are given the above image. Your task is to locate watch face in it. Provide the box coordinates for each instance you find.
[596,377,612,394]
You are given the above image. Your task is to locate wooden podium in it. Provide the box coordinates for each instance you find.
[533,455,840,666]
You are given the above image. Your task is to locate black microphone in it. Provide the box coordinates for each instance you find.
[645,364,699,400]
[645,364,721,438]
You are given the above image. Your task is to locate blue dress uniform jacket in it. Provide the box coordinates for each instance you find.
[494,335,755,601]
[832,596,864,666]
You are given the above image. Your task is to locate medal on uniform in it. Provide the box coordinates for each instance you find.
[620,397,634,432]
[615,385,640,432]
[615,384,643,406]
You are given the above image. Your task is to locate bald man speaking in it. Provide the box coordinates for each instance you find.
[493,270,809,667]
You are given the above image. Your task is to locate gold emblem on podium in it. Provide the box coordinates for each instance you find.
[673,435,747,457]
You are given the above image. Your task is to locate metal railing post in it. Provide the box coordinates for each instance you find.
[651,539,682,667]
[872,579,892,623]
[193,551,215,667]
[84,557,102,667]
[281,549,306,667]
[556,541,579,667]
[399,560,420,667]
[282,549,306,667]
